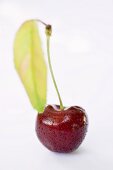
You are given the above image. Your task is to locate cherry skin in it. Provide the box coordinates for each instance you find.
[35,105,88,153]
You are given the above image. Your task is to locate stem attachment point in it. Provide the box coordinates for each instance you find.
[45,25,52,36]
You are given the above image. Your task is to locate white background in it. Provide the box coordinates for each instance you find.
[0,0,113,169]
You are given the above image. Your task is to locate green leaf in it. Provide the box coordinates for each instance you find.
[14,20,47,113]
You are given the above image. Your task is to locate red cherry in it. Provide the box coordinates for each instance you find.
[35,105,88,153]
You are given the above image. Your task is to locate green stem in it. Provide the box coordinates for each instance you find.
[46,26,64,110]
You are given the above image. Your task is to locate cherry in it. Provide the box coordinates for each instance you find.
[35,22,88,153]
[14,19,88,153]
[36,105,88,153]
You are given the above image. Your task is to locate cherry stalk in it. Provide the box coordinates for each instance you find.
[45,24,64,110]
[37,20,64,110]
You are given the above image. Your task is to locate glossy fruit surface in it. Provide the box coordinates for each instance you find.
[35,105,88,153]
